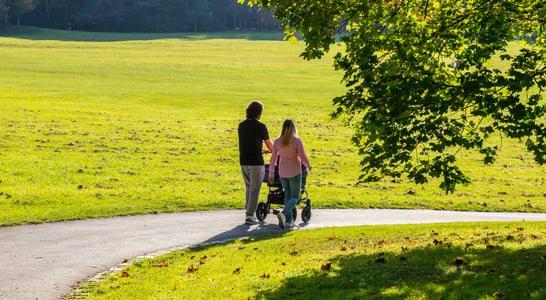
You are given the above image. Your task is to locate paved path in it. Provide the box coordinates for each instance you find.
[1,209,545,300]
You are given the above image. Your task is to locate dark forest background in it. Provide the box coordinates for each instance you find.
[0,0,280,32]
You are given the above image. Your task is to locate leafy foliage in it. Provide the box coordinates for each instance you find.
[241,0,546,192]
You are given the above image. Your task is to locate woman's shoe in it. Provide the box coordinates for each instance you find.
[277,212,286,229]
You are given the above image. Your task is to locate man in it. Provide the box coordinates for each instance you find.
[238,101,273,225]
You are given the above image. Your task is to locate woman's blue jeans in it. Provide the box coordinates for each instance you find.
[280,173,302,223]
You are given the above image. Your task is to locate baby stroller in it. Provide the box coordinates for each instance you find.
[256,164,311,223]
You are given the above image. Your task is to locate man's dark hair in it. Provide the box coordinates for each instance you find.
[246,101,264,119]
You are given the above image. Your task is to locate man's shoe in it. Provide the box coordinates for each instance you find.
[277,213,286,229]
[286,221,295,229]
[245,216,258,225]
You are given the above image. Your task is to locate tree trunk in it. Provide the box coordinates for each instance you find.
[45,0,50,23]
[233,0,236,30]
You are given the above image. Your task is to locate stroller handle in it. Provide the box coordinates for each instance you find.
[263,164,308,188]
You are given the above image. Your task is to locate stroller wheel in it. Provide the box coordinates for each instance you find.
[302,203,311,223]
[256,202,268,221]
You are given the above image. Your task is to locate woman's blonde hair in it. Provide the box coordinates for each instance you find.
[280,119,298,146]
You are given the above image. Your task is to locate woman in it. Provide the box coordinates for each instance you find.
[269,119,312,229]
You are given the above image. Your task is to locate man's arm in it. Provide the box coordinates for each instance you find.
[263,138,273,154]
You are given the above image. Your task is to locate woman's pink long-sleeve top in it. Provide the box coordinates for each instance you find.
[270,137,311,178]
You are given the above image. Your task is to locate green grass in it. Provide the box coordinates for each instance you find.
[72,222,546,299]
[0,26,545,226]
[0,25,287,41]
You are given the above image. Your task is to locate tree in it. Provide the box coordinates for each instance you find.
[240,0,546,193]
[0,0,8,24]
[7,0,37,24]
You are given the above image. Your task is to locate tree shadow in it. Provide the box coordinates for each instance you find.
[200,222,289,246]
[256,244,546,299]
[0,25,285,42]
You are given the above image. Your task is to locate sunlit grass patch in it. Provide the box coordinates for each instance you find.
[0,27,544,226]
[74,222,546,299]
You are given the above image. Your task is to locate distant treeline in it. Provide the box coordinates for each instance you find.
[0,0,280,32]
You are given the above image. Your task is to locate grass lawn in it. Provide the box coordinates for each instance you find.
[72,221,546,299]
[0,26,545,226]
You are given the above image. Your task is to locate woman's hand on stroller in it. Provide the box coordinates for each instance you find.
[268,175,275,184]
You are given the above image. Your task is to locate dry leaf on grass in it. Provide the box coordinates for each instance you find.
[153,262,169,268]
[321,263,331,271]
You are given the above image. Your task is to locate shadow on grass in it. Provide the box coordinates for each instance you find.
[201,222,291,246]
[0,25,286,42]
[256,244,546,299]
[200,212,313,246]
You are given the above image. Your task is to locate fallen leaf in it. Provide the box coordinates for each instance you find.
[120,271,129,277]
[289,251,298,256]
[199,259,207,265]
[375,257,386,263]
[492,291,505,297]
[321,263,331,271]
[233,268,241,274]
[187,265,198,273]
[244,256,252,263]
[329,235,338,241]
[153,262,169,268]
[260,273,270,279]
[530,234,538,240]
[452,258,468,266]
[465,243,474,249]
[340,246,348,251]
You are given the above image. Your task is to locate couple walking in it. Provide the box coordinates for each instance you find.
[238,101,312,229]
